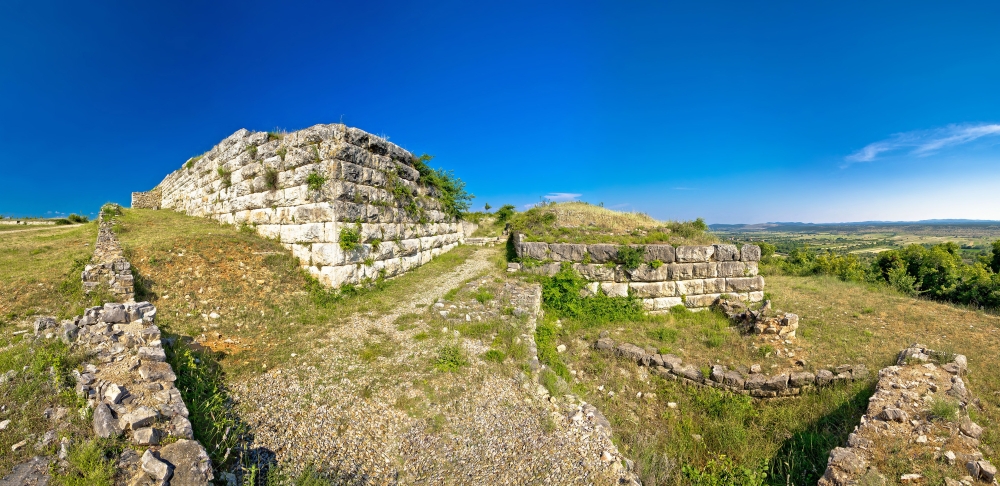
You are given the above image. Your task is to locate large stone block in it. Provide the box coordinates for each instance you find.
[599,282,629,298]
[685,293,721,308]
[279,223,325,243]
[725,276,765,293]
[717,261,749,277]
[518,242,549,260]
[644,245,675,263]
[675,245,714,263]
[549,243,587,261]
[587,244,618,263]
[626,264,671,282]
[741,244,761,262]
[702,278,727,293]
[572,263,618,282]
[692,262,717,278]
[675,279,705,295]
[666,263,694,280]
[311,243,343,266]
[642,297,684,310]
[714,244,740,261]
[629,281,677,298]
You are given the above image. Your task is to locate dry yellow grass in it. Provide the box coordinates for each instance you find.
[512,202,717,245]
[546,202,663,231]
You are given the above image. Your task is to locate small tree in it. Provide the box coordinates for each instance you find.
[484,203,492,212]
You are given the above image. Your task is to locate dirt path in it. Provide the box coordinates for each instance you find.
[232,247,634,485]
[0,225,77,235]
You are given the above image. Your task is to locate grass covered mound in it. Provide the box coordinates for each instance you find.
[509,202,717,246]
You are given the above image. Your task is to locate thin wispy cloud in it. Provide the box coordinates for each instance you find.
[544,193,581,202]
[845,123,1000,166]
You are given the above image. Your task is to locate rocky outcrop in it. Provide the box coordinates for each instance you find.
[819,345,993,486]
[511,234,763,310]
[82,213,134,301]
[140,124,475,289]
[131,189,161,210]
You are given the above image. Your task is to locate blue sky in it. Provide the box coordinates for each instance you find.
[2,1,999,223]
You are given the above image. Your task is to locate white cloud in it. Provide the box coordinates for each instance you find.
[845,123,1000,165]
[544,192,582,202]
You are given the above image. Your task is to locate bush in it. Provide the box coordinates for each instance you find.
[54,218,72,225]
[541,263,645,325]
[617,245,645,270]
[264,168,279,191]
[411,154,473,220]
[482,349,506,363]
[67,214,88,223]
[217,167,232,188]
[474,289,494,304]
[928,397,958,421]
[339,223,362,252]
[495,204,516,224]
[681,454,767,486]
[306,172,326,191]
[434,345,468,372]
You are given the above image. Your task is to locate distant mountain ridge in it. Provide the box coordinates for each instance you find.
[711,219,1000,231]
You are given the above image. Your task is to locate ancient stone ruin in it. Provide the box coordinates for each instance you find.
[82,212,135,301]
[820,345,995,486]
[131,124,476,288]
[510,233,764,310]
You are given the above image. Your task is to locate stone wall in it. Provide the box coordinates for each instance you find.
[131,189,161,209]
[819,345,994,485]
[82,217,135,301]
[510,233,763,310]
[142,124,474,288]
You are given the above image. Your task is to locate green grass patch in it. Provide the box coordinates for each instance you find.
[433,345,468,372]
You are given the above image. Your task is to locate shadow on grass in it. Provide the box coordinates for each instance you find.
[766,380,876,485]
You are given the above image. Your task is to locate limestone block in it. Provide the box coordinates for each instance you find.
[666,263,694,280]
[399,238,421,256]
[320,264,357,287]
[334,201,366,222]
[748,291,765,302]
[746,262,759,276]
[642,297,684,310]
[725,276,765,293]
[598,283,628,298]
[717,261,749,277]
[256,224,281,240]
[587,244,618,263]
[675,245,714,263]
[644,244,675,264]
[311,243,343,266]
[519,242,549,260]
[675,279,705,295]
[685,293,721,308]
[342,244,370,264]
[702,278,727,293]
[549,243,587,261]
[572,264,618,282]
[714,244,740,261]
[692,263,717,278]
[741,244,761,262]
[628,281,677,298]
[294,203,335,224]
[401,255,420,272]
[280,223,325,243]
[248,208,274,225]
[289,243,311,264]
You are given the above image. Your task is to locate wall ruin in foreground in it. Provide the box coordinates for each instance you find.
[133,124,475,288]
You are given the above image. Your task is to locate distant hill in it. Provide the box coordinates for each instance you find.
[711,219,1000,232]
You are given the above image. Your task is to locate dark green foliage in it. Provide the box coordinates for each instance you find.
[874,242,1000,308]
[541,263,645,325]
[52,439,118,486]
[54,218,72,225]
[410,154,474,219]
[339,223,362,252]
[264,168,279,191]
[306,172,325,191]
[434,345,468,372]
[276,146,287,161]
[681,454,767,486]
[616,245,645,270]
[217,167,232,188]
[267,131,284,141]
[482,349,506,363]
[247,144,257,159]
[495,204,516,224]
[484,203,492,211]
[67,214,88,223]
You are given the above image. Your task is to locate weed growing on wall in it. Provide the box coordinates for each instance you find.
[247,145,257,159]
[410,153,473,220]
[339,223,362,252]
[217,167,232,188]
[267,131,284,141]
[616,245,646,270]
[306,172,326,191]
[276,146,287,161]
[185,154,202,170]
[264,168,279,191]
[540,263,645,324]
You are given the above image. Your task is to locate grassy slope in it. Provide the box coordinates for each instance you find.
[544,274,1000,485]
[0,224,100,477]
[510,202,717,245]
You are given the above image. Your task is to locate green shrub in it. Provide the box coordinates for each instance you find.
[67,214,88,223]
[539,368,567,396]
[616,245,645,270]
[54,218,72,225]
[264,167,279,191]
[647,327,679,343]
[185,154,202,170]
[306,172,326,191]
[495,204,516,224]
[541,263,645,325]
[247,144,257,159]
[276,146,287,161]
[217,167,232,188]
[100,203,122,219]
[928,397,958,421]
[483,349,506,363]
[474,288,494,304]
[267,131,284,141]
[681,454,767,486]
[51,438,117,486]
[339,223,362,252]
[434,345,468,372]
[311,144,321,162]
[650,259,663,269]
[410,154,473,220]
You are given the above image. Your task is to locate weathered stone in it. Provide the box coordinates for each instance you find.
[725,276,764,292]
[790,371,816,388]
[140,450,172,483]
[137,347,166,362]
[60,322,79,343]
[878,407,908,422]
[815,369,834,386]
[644,245,675,264]
[626,264,671,282]
[661,354,682,370]
[673,365,703,382]
[710,365,726,383]
[675,245,714,263]
[572,263,618,281]
[594,338,615,351]
[33,316,56,333]
[101,303,128,323]
[722,370,745,388]
[548,243,586,261]
[93,403,121,438]
[741,244,761,262]
[666,263,694,280]
[133,427,161,446]
[104,384,127,404]
[123,406,158,430]
[169,415,194,439]
[960,420,984,439]
[0,455,50,486]
[138,363,177,382]
[518,242,548,260]
[764,374,789,391]
[158,439,213,486]
[628,281,676,298]
[615,343,646,363]
[744,373,767,390]
[586,244,618,263]
[717,261,748,278]
[713,244,740,261]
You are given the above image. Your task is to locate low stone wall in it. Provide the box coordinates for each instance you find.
[594,336,867,399]
[131,189,162,209]
[819,345,994,485]
[511,233,763,310]
[82,217,134,302]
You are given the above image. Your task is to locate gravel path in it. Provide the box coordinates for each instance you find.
[232,247,634,485]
